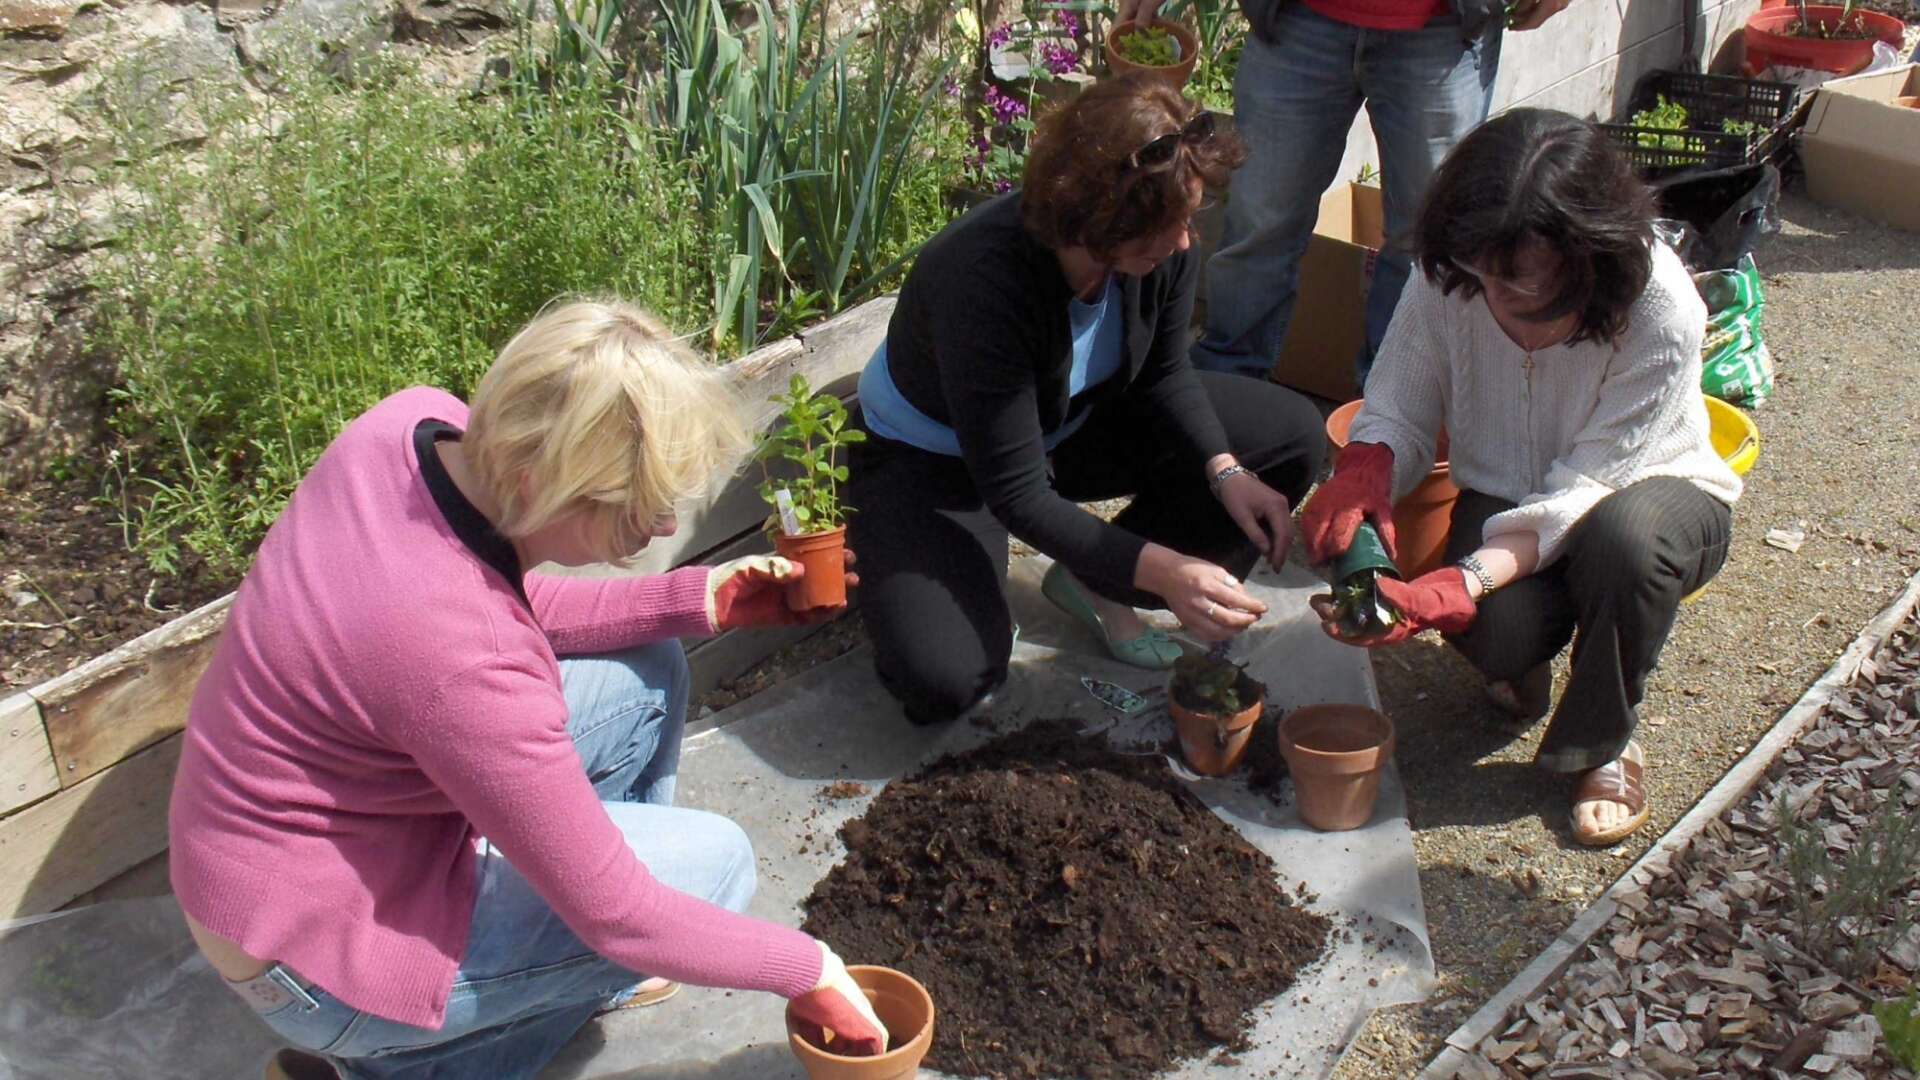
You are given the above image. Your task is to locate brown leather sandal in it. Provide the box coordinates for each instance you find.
[1571,741,1651,847]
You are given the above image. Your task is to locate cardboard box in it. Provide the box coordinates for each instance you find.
[1271,181,1383,403]
[1801,64,1920,233]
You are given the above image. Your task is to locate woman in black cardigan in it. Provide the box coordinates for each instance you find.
[849,74,1326,724]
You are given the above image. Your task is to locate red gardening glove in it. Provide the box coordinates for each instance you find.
[787,942,888,1057]
[1299,442,1398,565]
[1310,566,1476,646]
[705,554,857,631]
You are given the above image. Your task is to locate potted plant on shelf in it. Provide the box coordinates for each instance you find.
[1167,649,1265,776]
[753,374,864,612]
[1744,0,1906,78]
[1105,19,1200,89]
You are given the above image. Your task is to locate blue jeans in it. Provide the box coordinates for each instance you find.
[243,641,758,1079]
[1191,6,1500,387]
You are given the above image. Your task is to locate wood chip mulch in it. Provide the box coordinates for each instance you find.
[1457,616,1920,1080]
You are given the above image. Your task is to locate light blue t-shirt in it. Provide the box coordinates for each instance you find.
[860,279,1123,456]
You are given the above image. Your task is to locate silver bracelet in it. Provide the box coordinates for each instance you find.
[1457,553,1497,597]
[1208,463,1251,500]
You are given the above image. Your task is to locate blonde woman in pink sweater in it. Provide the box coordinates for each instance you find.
[169,300,884,1079]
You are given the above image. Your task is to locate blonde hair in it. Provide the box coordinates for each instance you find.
[464,299,749,564]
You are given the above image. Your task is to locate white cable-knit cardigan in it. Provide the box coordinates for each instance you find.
[1349,241,1742,567]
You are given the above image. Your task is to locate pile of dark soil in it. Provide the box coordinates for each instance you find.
[1,475,233,690]
[801,721,1331,1079]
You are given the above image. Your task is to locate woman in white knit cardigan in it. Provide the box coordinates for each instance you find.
[1298,108,1741,847]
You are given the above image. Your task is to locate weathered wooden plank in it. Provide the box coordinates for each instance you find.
[0,732,181,919]
[30,594,232,788]
[0,692,59,817]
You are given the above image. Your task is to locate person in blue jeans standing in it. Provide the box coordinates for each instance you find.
[1115,0,1573,388]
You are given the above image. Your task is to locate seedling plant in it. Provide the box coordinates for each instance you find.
[754,374,866,535]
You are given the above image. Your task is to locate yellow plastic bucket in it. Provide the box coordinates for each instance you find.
[1704,395,1760,477]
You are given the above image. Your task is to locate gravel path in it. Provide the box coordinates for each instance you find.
[1333,193,1920,1077]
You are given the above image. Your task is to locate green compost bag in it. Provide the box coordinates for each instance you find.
[1695,253,1773,406]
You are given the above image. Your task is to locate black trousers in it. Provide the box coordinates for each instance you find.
[1443,477,1733,773]
[848,372,1326,724]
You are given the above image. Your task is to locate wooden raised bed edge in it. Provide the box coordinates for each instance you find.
[0,295,895,919]
[1417,568,1920,1079]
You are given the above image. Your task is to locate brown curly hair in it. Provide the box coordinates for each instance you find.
[1020,72,1246,262]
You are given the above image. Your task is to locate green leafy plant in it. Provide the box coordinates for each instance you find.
[753,374,866,533]
[94,55,710,575]
[1722,118,1763,137]
[1162,0,1245,110]
[1777,788,1920,978]
[1629,94,1704,153]
[1113,24,1178,65]
[1171,652,1256,715]
[1876,992,1920,1071]
[1788,0,1877,39]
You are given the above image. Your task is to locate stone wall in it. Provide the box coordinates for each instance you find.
[0,0,509,483]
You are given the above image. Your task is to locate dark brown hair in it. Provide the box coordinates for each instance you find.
[1416,108,1659,345]
[1020,72,1246,261]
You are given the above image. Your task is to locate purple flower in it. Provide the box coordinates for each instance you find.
[983,84,1028,124]
[943,77,963,98]
[987,23,1013,50]
[992,179,1013,194]
[1055,10,1081,39]
[1041,41,1078,75]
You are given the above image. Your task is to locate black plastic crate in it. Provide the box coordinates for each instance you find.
[1599,70,1802,175]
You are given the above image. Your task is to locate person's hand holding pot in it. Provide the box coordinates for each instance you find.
[1298,442,1397,565]
[706,551,859,631]
[1308,566,1476,647]
[1114,0,1163,25]
[1137,544,1266,642]
[788,940,889,1057]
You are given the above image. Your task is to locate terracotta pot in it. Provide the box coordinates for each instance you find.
[1896,96,1920,110]
[1278,704,1395,831]
[1104,19,1199,90]
[787,966,935,1080]
[1743,5,1906,77]
[1325,400,1459,579]
[1168,674,1264,777]
[773,526,849,612]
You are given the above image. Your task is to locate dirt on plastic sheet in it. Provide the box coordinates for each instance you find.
[800,720,1331,1080]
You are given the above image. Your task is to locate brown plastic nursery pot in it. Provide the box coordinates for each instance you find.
[1326,399,1459,579]
[1104,19,1199,90]
[773,526,849,612]
[786,966,935,1080]
[1278,704,1395,831]
[1168,675,1264,777]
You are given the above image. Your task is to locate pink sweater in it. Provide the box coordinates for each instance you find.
[169,387,821,1029]
[1301,0,1450,29]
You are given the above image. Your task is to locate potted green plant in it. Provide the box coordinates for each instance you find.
[753,373,865,611]
[1744,0,1905,77]
[1167,650,1265,776]
[1105,19,1199,89]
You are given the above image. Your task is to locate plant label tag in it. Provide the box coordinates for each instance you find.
[1081,677,1149,716]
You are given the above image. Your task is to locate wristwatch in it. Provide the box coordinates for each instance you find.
[1208,463,1251,500]
[1457,553,1497,597]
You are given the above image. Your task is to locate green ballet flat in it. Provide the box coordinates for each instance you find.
[1041,562,1183,670]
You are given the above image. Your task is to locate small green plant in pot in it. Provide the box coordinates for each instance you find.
[1105,19,1198,89]
[1168,650,1266,776]
[753,373,865,611]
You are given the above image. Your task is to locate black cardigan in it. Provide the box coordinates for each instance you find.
[875,192,1230,588]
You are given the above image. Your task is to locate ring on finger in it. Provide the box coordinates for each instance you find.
[1206,600,1217,621]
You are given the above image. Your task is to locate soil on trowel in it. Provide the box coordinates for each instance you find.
[801,720,1332,1079]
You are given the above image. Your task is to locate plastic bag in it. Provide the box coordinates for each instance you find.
[1695,253,1774,407]
[1653,162,1781,272]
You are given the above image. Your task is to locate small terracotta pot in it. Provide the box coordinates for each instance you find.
[786,966,935,1080]
[1278,704,1395,831]
[1168,671,1264,776]
[773,526,848,612]
[1104,19,1199,90]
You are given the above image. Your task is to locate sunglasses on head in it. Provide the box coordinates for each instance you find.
[1127,111,1216,172]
